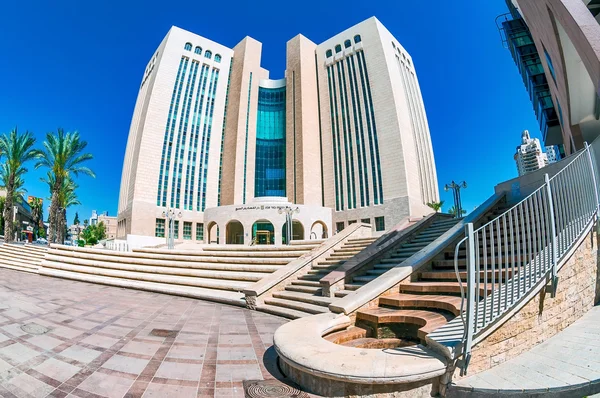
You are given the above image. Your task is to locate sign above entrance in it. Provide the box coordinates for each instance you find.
[234,205,300,212]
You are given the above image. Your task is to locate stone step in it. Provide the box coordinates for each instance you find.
[379,257,411,265]
[365,268,388,276]
[263,298,329,314]
[324,326,369,344]
[344,283,364,291]
[41,261,253,292]
[38,268,246,307]
[313,261,343,269]
[356,308,450,340]
[291,280,321,288]
[0,250,44,266]
[0,259,39,274]
[430,220,459,227]
[285,285,322,294]
[329,252,357,258]
[333,247,364,254]
[255,304,311,320]
[401,242,432,250]
[352,275,377,284]
[399,281,496,296]
[298,273,324,281]
[272,291,333,306]
[410,236,440,244]
[334,290,353,298]
[45,252,282,273]
[342,242,373,248]
[432,257,528,269]
[346,238,377,244]
[0,245,46,259]
[140,247,310,258]
[379,293,463,316]
[420,269,517,282]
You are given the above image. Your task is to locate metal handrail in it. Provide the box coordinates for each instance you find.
[456,144,599,374]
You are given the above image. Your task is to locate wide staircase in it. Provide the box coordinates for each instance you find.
[257,236,377,319]
[334,218,461,299]
[39,242,321,307]
[0,243,47,273]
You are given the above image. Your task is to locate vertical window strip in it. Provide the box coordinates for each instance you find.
[358,51,384,203]
[330,67,345,211]
[162,58,189,207]
[356,52,379,205]
[196,68,217,211]
[157,57,186,206]
[200,69,219,211]
[397,57,425,204]
[339,61,356,209]
[185,64,206,210]
[326,68,341,211]
[348,55,369,207]
[187,65,208,210]
[242,72,253,204]
[410,71,437,203]
[315,55,325,207]
[218,62,233,206]
[170,60,198,208]
[406,67,430,203]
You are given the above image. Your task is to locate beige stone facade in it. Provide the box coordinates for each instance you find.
[98,215,117,240]
[509,0,600,154]
[117,17,439,245]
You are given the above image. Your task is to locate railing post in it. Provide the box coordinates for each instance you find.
[461,222,476,376]
[544,173,558,297]
[585,142,600,220]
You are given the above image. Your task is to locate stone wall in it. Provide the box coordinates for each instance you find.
[462,229,599,376]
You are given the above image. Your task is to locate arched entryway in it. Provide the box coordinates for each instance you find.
[252,220,274,245]
[207,222,219,244]
[226,220,244,244]
[282,220,304,244]
[310,221,328,240]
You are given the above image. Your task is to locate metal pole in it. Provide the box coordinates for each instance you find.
[544,173,558,297]
[462,222,476,375]
[585,142,600,219]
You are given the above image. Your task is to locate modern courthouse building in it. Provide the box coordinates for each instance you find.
[501,0,600,156]
[117,17,439,246]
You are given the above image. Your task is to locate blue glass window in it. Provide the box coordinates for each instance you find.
[354,35,361,43]
[215,54,221,62]
[335,44,342,53]
[194,46,202,55]
[254,85,286,197]
[184,43,192,51]
[544,48,557,84]
[557,101,563,126]
[205,50,212,59]
[344,40,352,48]
[326,49,332,58]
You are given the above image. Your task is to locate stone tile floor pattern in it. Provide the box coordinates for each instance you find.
[0,269,288,397]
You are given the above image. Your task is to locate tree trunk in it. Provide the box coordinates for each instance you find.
[48,178,61,244]
[3,179,14,244]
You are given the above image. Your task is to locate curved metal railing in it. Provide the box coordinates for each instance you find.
[456,143,599,373]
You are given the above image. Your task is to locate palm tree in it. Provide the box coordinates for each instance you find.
[43,173,80,244]
[29,197,43,240]
[448,206,467,218]
[0,129,39,243]
[35,129,94,243]
[426,201,445,213]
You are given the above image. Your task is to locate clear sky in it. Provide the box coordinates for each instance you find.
[0,0,541,223]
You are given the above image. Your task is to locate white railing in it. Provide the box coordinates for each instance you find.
[455,142,599,374]
[106,240,131,252]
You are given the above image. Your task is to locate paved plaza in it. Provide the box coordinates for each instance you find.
[0,268,287,397]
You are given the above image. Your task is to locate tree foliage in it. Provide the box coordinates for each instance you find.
[448,206,467,218]
[426,201,445,213]
[81,221,106,246]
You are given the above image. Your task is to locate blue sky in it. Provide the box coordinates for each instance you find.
[0,0,540,223]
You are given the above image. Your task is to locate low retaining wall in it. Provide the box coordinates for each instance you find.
[461,229,599,377]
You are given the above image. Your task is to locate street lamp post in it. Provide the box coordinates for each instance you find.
[278,206,300,245]
[162,209,182,249]
[444,181,467,218]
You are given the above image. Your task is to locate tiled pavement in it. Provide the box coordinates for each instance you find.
[0,268,288,398]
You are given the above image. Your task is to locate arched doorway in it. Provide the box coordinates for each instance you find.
[310,221,328,240]
[226,220,244,244]
[282,220,304,244]
[252,220,274,245]
[207,222,219,244]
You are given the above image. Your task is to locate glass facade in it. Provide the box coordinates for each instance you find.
[254,85,286,197]
[503,13,559,142]
[155,219,165,237]
[375,216,385,231]
[183,221,192,240]
[196,223,204,240]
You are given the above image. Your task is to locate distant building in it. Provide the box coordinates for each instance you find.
[90,210,108,226]
[515,130,549,176]
[501,0,600,155]
[545,145,561,164]
[98,215,117,240]
[117,17,440,245]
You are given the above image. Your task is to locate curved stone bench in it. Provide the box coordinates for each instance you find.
[274,312,448,396]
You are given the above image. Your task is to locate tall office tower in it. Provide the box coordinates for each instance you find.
[117,17,440,245]
[545,145,560,164]
[515,130,548,176]
[501,0,600,155]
